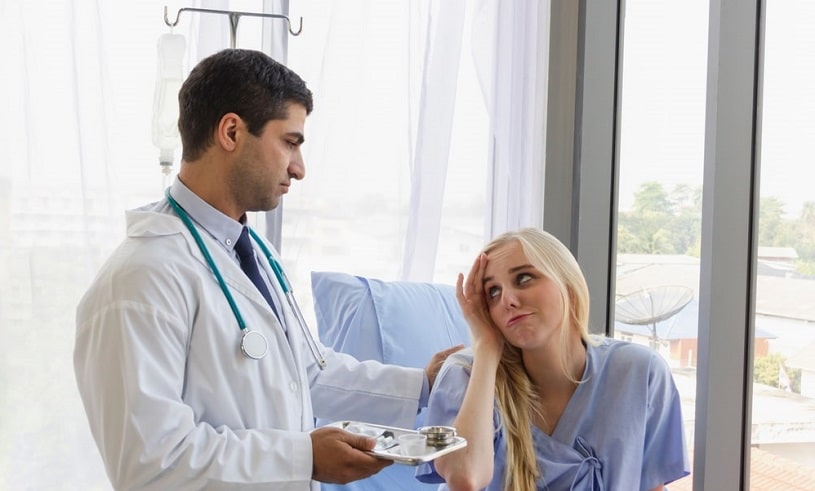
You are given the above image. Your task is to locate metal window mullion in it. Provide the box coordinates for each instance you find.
[693,1,763,490]
[543,0,622,337]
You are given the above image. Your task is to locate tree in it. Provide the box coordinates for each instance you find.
[618,182,674,253]
[617,184,812,270]
[794,201,815,275]
[753,353,801,393]
[632,181,672,215]
[758,196,797,246]
[618,182,701,255]
[666,184,702,255]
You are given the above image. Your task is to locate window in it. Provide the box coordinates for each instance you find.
[751,0,815,480]
[615,2,709,488]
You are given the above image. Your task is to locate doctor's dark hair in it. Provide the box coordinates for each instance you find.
[177,49,313,162]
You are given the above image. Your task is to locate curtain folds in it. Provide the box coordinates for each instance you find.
[400,0,468,281]
[2,1,122,488]
[401,0,547,280]
[476,0,547,238]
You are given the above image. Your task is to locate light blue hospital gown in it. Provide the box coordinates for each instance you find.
[416,338,690,491]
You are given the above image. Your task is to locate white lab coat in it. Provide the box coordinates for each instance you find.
[74,207,424,490]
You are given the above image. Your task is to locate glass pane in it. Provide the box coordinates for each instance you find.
[751,1,815,485]
[616,2,709,488]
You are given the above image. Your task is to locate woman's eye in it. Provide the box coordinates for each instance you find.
[487,286,500,299]
[517,273,533,285]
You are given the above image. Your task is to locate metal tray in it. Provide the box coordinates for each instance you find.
[326,420,467,466]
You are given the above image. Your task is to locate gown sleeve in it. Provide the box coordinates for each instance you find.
[640,351,691,489]
[414,353,474,484]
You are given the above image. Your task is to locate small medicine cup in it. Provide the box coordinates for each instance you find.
[398,433,427,456]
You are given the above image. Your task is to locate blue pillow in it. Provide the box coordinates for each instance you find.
[311,271,470,368]
[311,271,470,491]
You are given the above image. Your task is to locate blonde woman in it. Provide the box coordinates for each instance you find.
[416,228,689,490]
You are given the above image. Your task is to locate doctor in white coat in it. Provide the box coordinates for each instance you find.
[74,48,460,490]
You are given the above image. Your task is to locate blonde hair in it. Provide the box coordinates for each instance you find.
[483,228,594,491]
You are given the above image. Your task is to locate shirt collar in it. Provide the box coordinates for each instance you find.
[169,177,244,253]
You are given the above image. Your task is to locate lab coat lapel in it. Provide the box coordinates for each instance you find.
[129,210,267,308]
[133,209,294,358]
[212,235,299,371]
[256,245,305,371]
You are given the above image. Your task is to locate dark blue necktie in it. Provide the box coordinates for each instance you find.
[235,227,279,317]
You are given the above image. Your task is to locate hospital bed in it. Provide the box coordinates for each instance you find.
[311,271,471,491]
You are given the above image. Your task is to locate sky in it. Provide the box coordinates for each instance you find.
[618,0,815,217]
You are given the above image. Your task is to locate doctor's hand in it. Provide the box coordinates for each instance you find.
[310,426,393,484]
[425,344,465,390]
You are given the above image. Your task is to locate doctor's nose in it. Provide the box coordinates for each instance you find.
[289,150,305,180]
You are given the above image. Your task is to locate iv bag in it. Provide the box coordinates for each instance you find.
[151,33,186,173]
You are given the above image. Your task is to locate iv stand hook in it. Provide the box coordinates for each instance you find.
[164,6,303,39]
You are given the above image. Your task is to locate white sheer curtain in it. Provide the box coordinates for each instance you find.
[400,0,468,281]
[281,0,491,322]
[401,0,549,280]
[0,1,238,487]
[0,0,546,488]
[280,0,546,328]
[0,1,184,488]
[475,0,548,237]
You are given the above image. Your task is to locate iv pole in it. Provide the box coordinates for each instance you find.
[163,6,303,48]
[160,5,301,250]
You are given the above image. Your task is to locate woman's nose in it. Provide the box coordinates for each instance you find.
[500,289,520,308]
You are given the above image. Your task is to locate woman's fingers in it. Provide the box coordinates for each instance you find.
[464,254,485,298]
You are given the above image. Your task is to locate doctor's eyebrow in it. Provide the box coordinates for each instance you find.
[285,132,305,145]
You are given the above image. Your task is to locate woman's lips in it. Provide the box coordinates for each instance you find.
[506,313,531,328]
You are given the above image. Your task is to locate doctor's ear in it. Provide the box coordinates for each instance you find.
[217,113,242,151]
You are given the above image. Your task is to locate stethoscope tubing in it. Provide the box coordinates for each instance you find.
[165,189,326,368]
[165,190,248,331]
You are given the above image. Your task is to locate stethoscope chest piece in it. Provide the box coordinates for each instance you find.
[240,330,268,359]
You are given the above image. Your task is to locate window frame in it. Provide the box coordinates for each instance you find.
[543,1,764,489]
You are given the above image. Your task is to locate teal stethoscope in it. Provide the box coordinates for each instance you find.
[165,189,326,368]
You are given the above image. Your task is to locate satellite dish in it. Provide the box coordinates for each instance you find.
[615,285,694,348]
